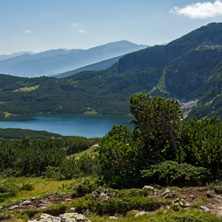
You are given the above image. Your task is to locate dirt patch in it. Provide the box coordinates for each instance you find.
[0,193,72,213]
[1,187,222,220]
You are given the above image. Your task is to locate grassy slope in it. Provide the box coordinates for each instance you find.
[0,177,75,207]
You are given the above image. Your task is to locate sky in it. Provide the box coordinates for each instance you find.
[0,0,222,54]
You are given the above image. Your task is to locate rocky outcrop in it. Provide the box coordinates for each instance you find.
[29,213,91,222]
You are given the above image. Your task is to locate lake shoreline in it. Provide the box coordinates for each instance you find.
[0,114,133,138]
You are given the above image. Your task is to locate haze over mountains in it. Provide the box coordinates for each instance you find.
[1,23,222,120]
[0,41,147,77]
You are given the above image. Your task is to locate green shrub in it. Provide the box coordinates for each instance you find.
[141,161,211,186]
[20,183,34,191]
[72,177,104,197]
[70,188,160,215]
[0,183,20,202]
[12,214,29,222]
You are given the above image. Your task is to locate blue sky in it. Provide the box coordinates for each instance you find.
[0,0,222,54]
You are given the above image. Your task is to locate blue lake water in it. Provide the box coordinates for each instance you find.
[0,114,133,138]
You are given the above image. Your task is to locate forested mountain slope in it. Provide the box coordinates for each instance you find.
[0,23,222,119]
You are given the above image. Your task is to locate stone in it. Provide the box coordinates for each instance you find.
[99,192,107,199]
[65,198,72,202]
[29,213,61,222]
[174,198,180,203]
[22,200,32,205]
[207,191,214,198]
[190,195,195,200]
[68,207,76,213]
[135,211,147,217]
[36,200,52,208]
[160,188,171,197]
[200,206,210,213]
[81,209,90,214]
[29,213,91,222]
[8,205,19,210]
[109,216,118,219]
[164,193,177,199]
[59,213,91,221]
[179,201,190,208]
[142,185,154,191]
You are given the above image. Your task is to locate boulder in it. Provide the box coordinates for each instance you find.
[29,213,90,222]
[59,213,90,222]
[29,213,61,222]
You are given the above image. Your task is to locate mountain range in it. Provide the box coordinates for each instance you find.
[0,41,147,77]
[0,23,222,120]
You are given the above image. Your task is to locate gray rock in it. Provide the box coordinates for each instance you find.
[135,211,147,217]
[109,216,118,219]
[142,185,154,191]
[22,200,32,205]
[207,191,214,198]
[59,213,91,221]
[36,200,52,208]
[68,207,76,213]
[8,205,19,210]
[65,198,72,202]
[174,198,180,203]
[29,213,61,222]
[29,213,90,222]
[99,192,107,199]
[190,195,195,200]
[160,188,171,197]
[164,193,177,199]
[200,206,210,213]
[179,201,190,208]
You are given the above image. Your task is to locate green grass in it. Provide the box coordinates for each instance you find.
[192,197,209,208]
[88,209,222,222]
[0,177,75,206]
[156,66,168,93]
[13,85,40,93]
[72,144,98,158]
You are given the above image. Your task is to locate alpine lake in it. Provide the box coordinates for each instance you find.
[0,114,133,138]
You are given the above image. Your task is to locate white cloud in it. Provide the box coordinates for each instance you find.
[25,30,32,34]
[79,29,87,33]
[171,0,222,19]
[72,23,79,28]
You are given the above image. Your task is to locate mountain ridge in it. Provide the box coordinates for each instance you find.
[0,23,222,119]
[0,40,147,77]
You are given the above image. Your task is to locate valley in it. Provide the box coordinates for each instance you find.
[1,23,222,120]
[1,22,222,222]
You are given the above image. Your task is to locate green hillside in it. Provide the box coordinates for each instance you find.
[1,23,222,118]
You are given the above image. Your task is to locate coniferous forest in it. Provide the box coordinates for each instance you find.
[1,94,222,221]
